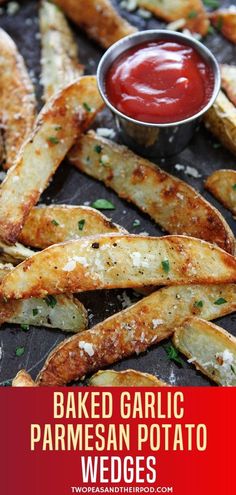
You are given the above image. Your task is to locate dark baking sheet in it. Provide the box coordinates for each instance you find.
[0,0,235,386]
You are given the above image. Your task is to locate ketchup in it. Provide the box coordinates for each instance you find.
[105,40,214,124]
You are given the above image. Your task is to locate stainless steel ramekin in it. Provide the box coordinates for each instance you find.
[97,30,221,158]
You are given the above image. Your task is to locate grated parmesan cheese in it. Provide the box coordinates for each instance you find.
[152,319,164,329]
[79,341,95,357]
[96,128,116,139]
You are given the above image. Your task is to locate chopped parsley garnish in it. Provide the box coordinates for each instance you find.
[51,219,59,226]
[194,300,204,308]
[83,102,92,112]
[203,0,219,8]
[132,219,141,228]
[44,295,57,308]
[47,136,60,144]
[232,184,236,191]
[20,324,29,331]
[94,145,102,154]
[91,199,115,210]
[214,298,227,305]
[164,344,183,366]
[216,16,223,31]
[32,308,39,316]
[231,365,236,375]
[212,142,221,149]
[54,125,62,131]
[207,25,215,35]
[161,259,170,274]
[188,10,198,18]
[78,219,85,231]
[15,346,25,357]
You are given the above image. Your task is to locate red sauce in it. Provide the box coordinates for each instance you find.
[105,40,214,124]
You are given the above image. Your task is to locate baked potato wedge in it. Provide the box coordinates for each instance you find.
[0,28,36,170]
[221,64,236,106]
[69,131,234,254]
[90,369,168,387]
[1,234,236,300]
[0,76,103,245]
[19,205,125,249]
[173,317,236,386]
[204,90,236,157]
[40,0,84,101]
[12,370,37,387]
[37,283,236,385]
[53,0,136,49]
[136,0,209,35]
[205,169,236,216]
[0,241,34,265]
[209,8,236,44]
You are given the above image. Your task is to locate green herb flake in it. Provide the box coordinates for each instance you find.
[188,10,198,18]
[54,125,62,131]
[207,25,215,35]
[20,324,29,331]
[194,300,204,308]
[47,136,60,144]
[132,219,141,228]
[161,259,170,274]
[51,219,59,226]
[15,346,25,357]
[78,219,85,231]
[232,184,236,191]
[214,298,227,305]
[44,295,57,308]
[231,365,236,375]
[91,199,115,210]
[212,142,221,149]
[94,145,102,154]
[216,16,223,31]
[203,0,219,8]
[32,308,39,316]
[83,102,92,112]
[165,344,183,366]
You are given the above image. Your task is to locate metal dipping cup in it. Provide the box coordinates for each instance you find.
[97,30,221,158]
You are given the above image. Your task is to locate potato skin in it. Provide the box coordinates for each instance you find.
[210,10,236,44]
[205,169,236,216]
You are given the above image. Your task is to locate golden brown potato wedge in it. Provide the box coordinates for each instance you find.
[0,28,36,170]
[1,234,236,300]
[90,369,169,387]
[173,317,236,386]
[221,64,236,106]
[19,205,125,249]
[137,0,209,35]
[12,370,37,387]
[40,0,84,101]
[204,90,236,157]
[209,9,236,44]
[0,76,103,245]
[37,283,236,385]
[69,131,234,254]
[205,169,236,216]
[53,0,136,49]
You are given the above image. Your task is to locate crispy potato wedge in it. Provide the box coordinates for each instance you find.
[53,0,136,49]
[136,0,209,35]
[173,317,236,386]
[69,131,234,253]
[209,9,236,44]
[204,90,236,157]
[205,169,236,216]
[40,0,84,101]
[90,369,169,387]
[37,283,236,385]
[0,28,36,170]
[221,64,236,106]
[19,205,125,249]
[0,76,103,245]
[0,241,34,265]
[12,370,37,387]
[2,234,236,300]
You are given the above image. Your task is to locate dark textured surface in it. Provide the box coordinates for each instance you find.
[0,0,235,386]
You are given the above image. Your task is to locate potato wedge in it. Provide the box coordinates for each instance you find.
[12,370,37,387]
[90,369,169,387]
[0,76,103,245]
[53,0,136,49]
[37,283,236,385]
[40,0,84,101]
[19,205,125,249]
[69,131,234,254]
[136,0,209,35]
[2,234,236,300]
[0,28,36,170]
[0,241,34,265]
[204,90,236,157]
[221,64,236,106]
[205,169,236,216]
[173,317,236,386]
[209,9,236,44]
